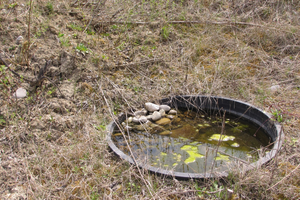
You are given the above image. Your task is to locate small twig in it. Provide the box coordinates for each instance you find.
[110,8,124,19]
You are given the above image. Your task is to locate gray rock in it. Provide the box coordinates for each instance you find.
[166,115,176,119]
[124,126,133,131]
[159,109,166,117]
[132,117,140,123]
[159,105,171,112]
[139,116,148,123]
[134,108,148,116]
[145,102,160,112]
[13,88,27,98]
[132,116,148,123]
[152,111,162,121]
[146,115,153,120]
[16,36,23,45]
[270,85,280,92]
[168,109,177,115]
[127,117,133,123]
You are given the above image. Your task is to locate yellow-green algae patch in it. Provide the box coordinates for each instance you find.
[209,134,235,141]
[215,153,229,161]
[173,153,182,161]
[160,152,167,156]
[180,145,198,151]
[181,145,204,164]
[231,143,240,147]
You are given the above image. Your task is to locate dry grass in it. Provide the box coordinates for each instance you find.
[0,0,300,199]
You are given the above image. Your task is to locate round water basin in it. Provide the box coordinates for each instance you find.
[107,95,283,179]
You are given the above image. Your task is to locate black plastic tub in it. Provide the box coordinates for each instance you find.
[106,95,284,179]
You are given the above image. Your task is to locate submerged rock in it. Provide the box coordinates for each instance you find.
[145,102,160,112]
[159,130,172,135]
[155,118,171,125]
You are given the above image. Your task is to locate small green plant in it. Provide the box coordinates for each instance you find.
[46,2,54,14]
[272,109,283,122]
[8,3,18,9]
[58,32,64,38]
[60,38,70,47]
[116,42,125,51]
[161,25,170,41]
[72,33,78,39]
[68,23,82,31]
[76,43,88,53]
[86,29,95,35]
[101,54,109,60]
[0,115,6,127]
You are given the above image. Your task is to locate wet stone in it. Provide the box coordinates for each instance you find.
[168,109,177,115]
[155,118,171,125]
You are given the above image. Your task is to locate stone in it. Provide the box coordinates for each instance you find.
[149,124,165,134]
[139,116,148,123]
[145,102,160,112]
[159,105,171,112]
[134,108,148,116]
[155,118,171,125]
[159,130,172,135]
[127,117,133,123]
[132,116,147,123]
[16,36,23,45]
[146,115,153,120]
[13,88,27,98]
[270,85,280,92]
[152,111,162,121]
[166,115,175,119]
[159,109,166,117]
[132,117,140,123]
[168,109,177,115]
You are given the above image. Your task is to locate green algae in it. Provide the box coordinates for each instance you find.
[160,152,167,156]
[215,153,229,161]
[209,134,235,141]
[231,143,240,147]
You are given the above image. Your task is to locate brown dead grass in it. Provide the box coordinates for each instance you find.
[0,0,300,199]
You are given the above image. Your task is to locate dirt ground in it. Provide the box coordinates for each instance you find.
[1,0,300,199]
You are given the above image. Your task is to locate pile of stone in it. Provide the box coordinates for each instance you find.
[121,102,179,133]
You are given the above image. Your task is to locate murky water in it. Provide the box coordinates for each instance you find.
[113,109,272,174]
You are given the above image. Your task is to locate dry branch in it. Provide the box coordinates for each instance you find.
[0,56,63,96]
